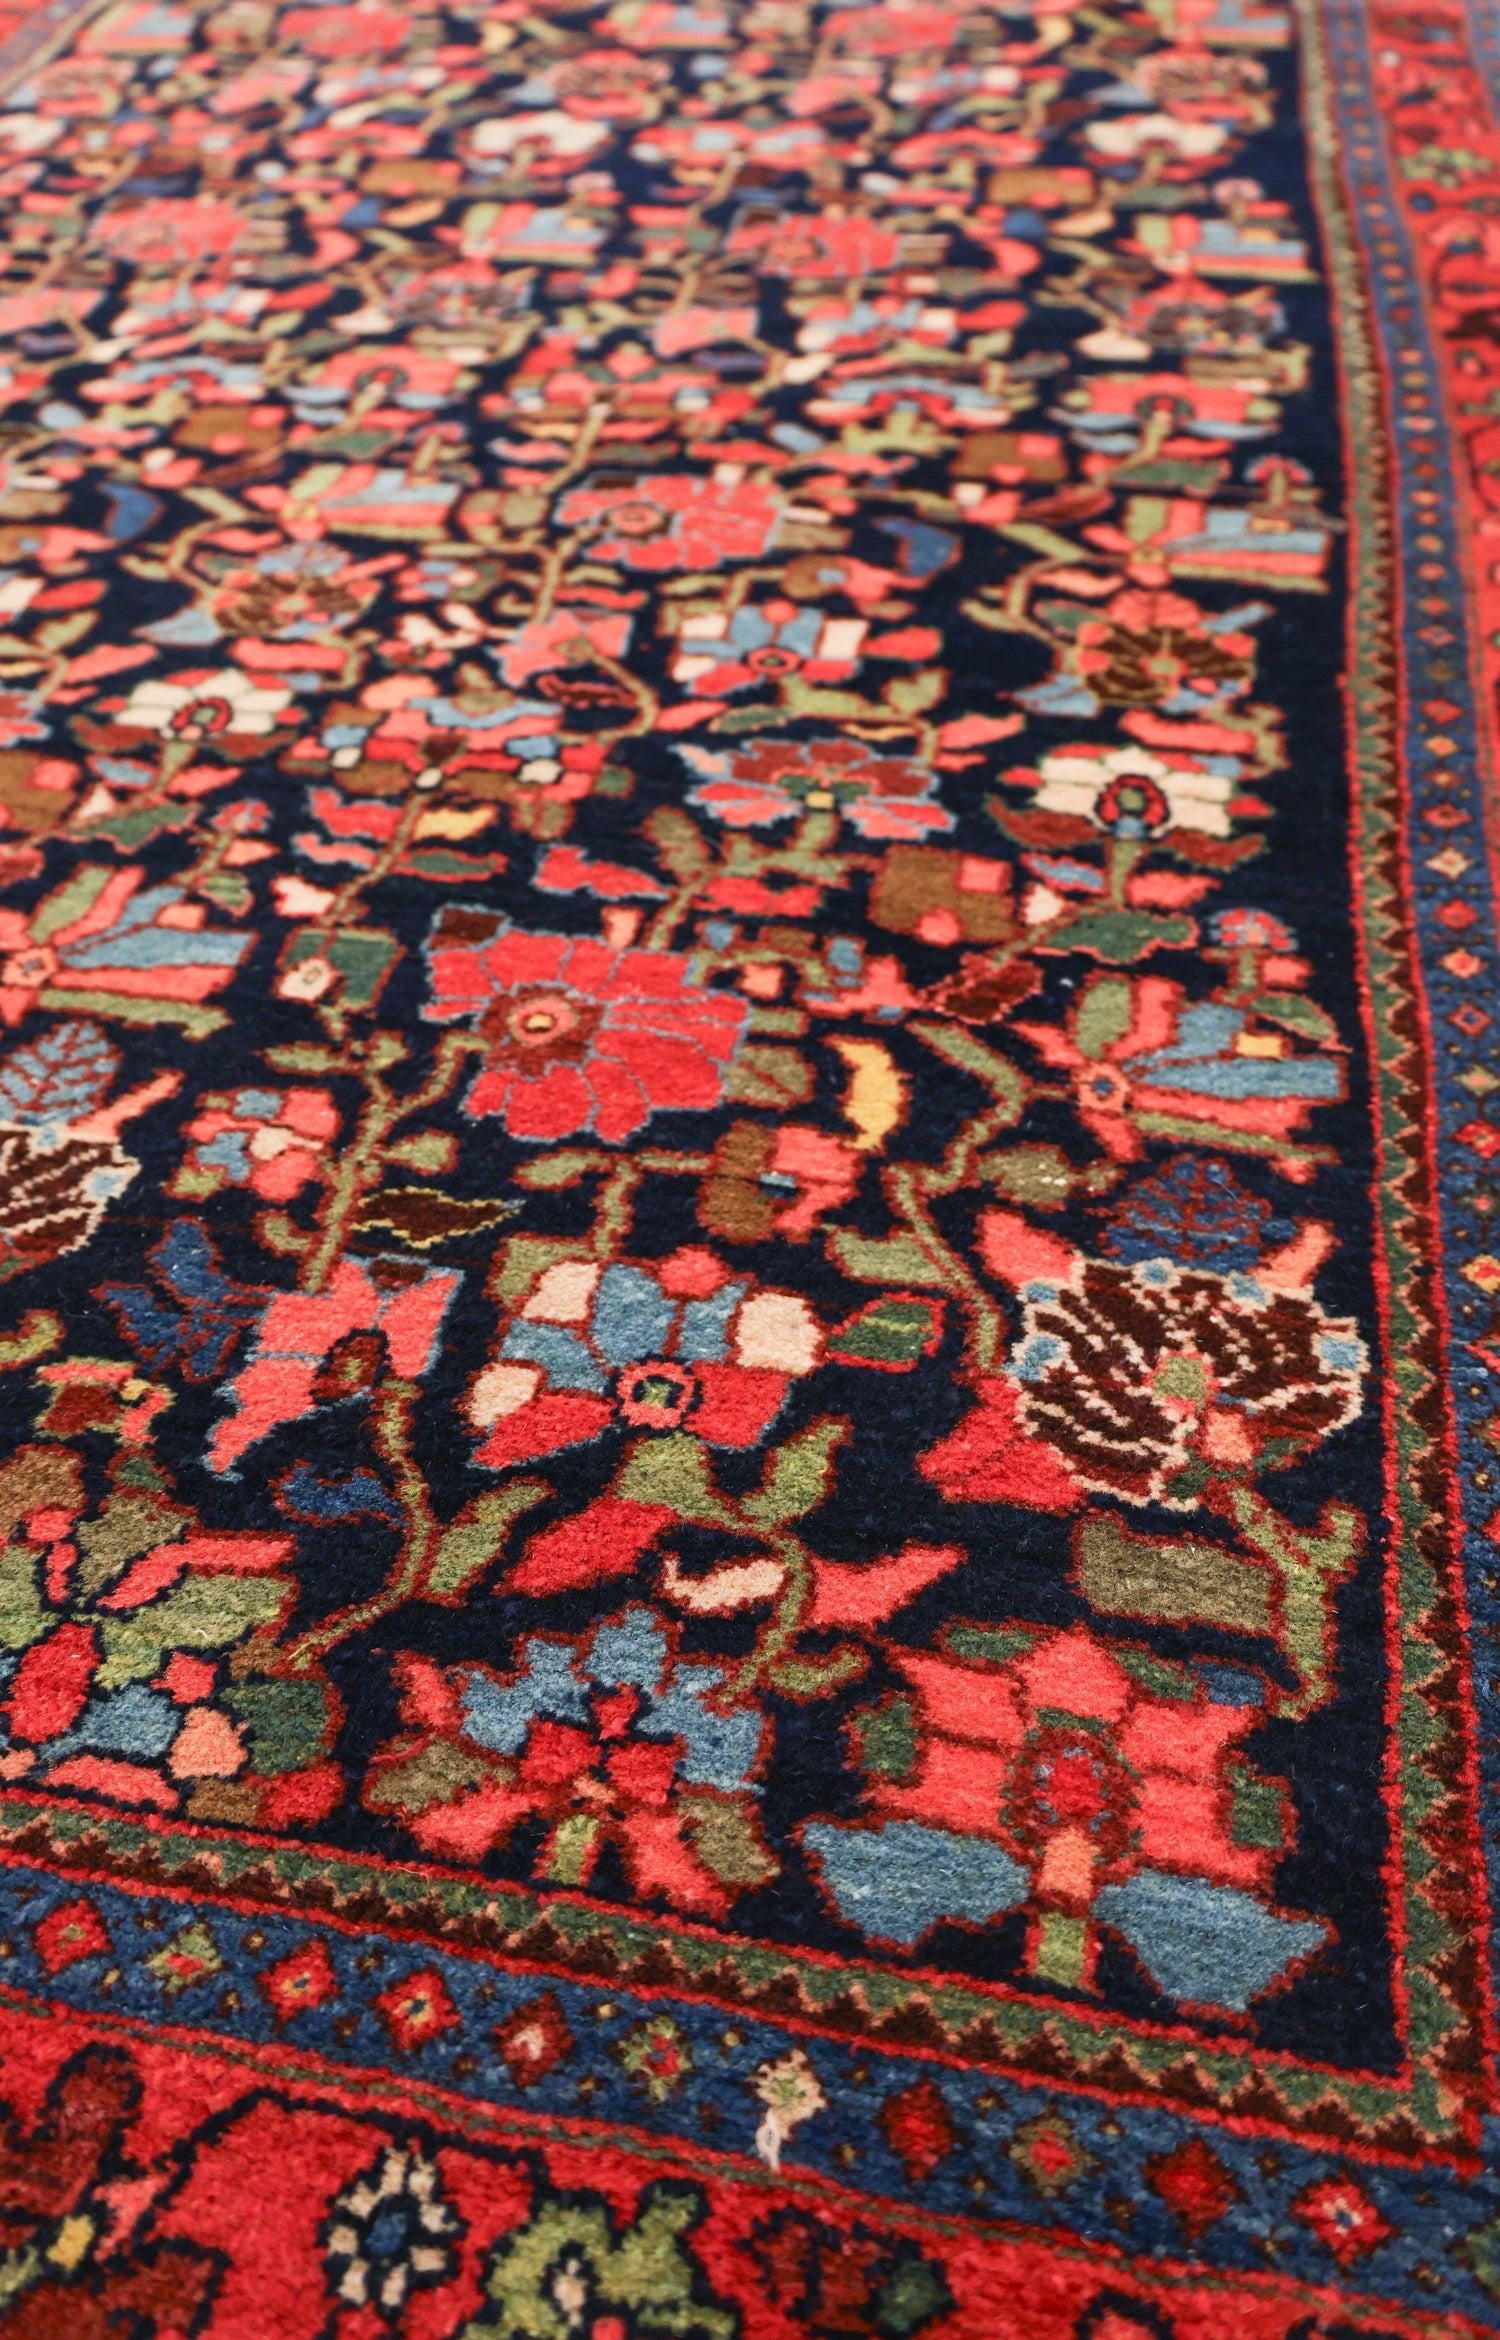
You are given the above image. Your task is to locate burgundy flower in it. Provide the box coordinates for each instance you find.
[1009,1258,1365,1508]
[1074,590,1253,707]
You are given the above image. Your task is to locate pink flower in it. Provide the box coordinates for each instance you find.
[180,1086,337,1201]
[494,604,634,686]
[558,472,788,571]
[208,1256,459,1475]
[423,909,749,1142]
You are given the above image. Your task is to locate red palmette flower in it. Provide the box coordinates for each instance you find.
[424,908,749,1142]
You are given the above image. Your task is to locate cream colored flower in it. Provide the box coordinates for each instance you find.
[751,2048,826,2172]
[1032,745,1234,838]
[119,668,292,739]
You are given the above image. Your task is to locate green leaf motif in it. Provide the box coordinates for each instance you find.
[428,1481,550,1599]
[828,1228,946,1287]
[1072,976,1135,1062]
[643,805,712,882]
[493,1236,593,1306]
[1063,909,1197,964]
[726,1043,815,1109]
[743,1417,846,1530]
[0,1546,43,1651]
[384,1130,457,1172]
[681,1795,777,1890]
[221,1677,329,1774]
[263,1042,342,1073]
[882,667,946,715]
[616,1434,727,1524]
[1254,990,1338,1044]
[770,1646,866,1696]
[851,1695,917,1781]
[514,1150,600,1190]
[909,1018,1027,1118]
[31,866,114,946]
[460,2185,735,2340]
[97,1575,289,1687]
[827,1295,941,1368]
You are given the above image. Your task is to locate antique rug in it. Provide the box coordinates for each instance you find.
[2,0,1500,2331]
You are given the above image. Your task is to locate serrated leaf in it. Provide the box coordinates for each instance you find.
[1063,908,1196,963]
[1255,990,1338,1044]
[427,1480,549,1599]
[98,1575,288,1686]
[909,1018,1027,1117]
[515,1150,598,1190]
[726,1042,814,1109]
[828,1228,945,1285]
[643,805,712,882]
[263,1043,342,1073]
[1072,975,1135,1062]
[680,1795,777,1889]
[77,802,198,853]
[77,1494,185,1598]
[827,1294,941,1367]
[616,1432,727,1522]
[352,1188,519,1248]
[384,1130,455,1172]
[882,668,946,716]
[743,1417,846,1530]
[198,871,253,914]
[366,1739,493,1813]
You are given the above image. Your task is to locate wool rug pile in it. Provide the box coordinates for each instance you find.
[0,0,1499,2328]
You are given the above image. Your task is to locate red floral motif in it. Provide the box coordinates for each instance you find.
[558,472,788,570]
[493,1992,574,2088]
[375,1968,460,2055]
[1012,968,1343,1168]
[258,1939,339,2026]
[178,1084,337,1201]
[0,2045,218,2338]
[32,1898,110,1978]
[467,1247,823,1473]
[365,1612,775,1918]
[878,2078,955,2186]
[680,736,953,840]
[919,1372,1086,1511]
[811,1621,1320,1999]
[1146,2138,1242,2243]
[1291,2177,1394,2266]
[424,909,749,1140]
